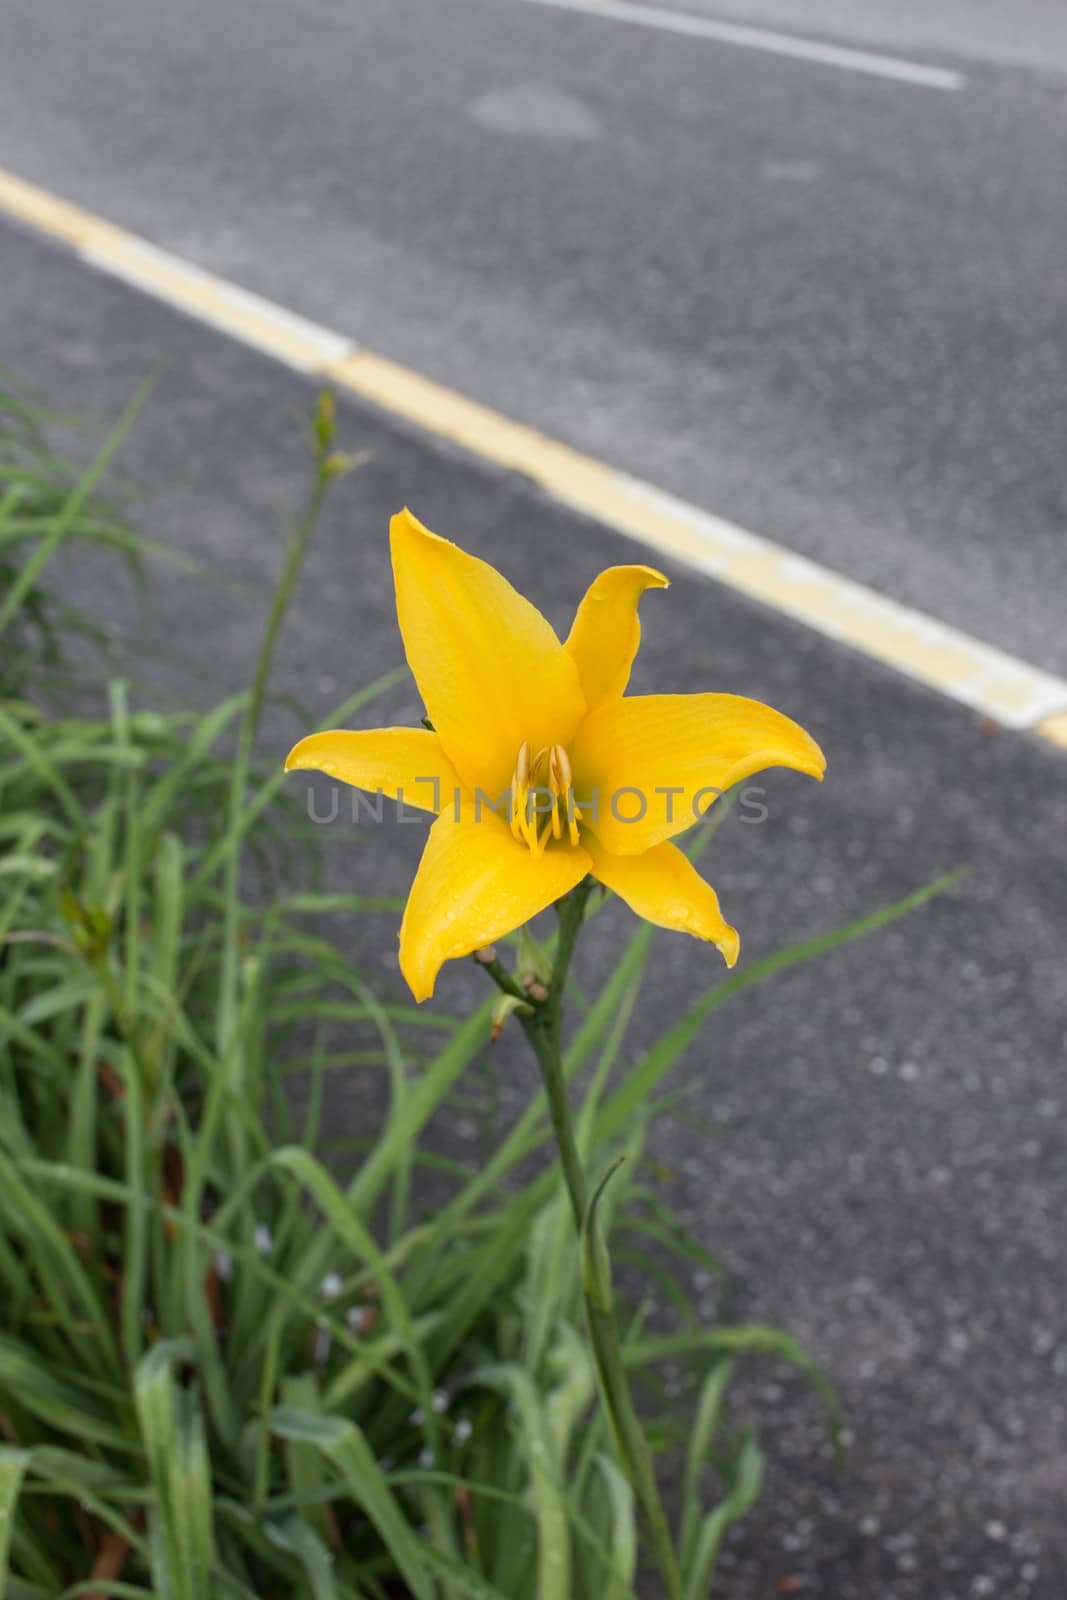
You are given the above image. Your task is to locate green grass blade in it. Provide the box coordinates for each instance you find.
[0,1338,133,1450]
[270,1408,433,1600]
[682,1433,764,1600]
[470,1366,571,1600]
[133,1340,215,1600]
[589,1454,636,1600]
[0,1448,30,1600]
[679,1359,735,1573]
[262,1513,340,1600]
[624,1324,840,1447]
[0,375,153,642]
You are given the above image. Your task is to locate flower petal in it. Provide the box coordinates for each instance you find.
[564,564,669,710]
[399,812,591,1001]
[573,692,825,854]
[285,727,460,814]
[584,834,739,966]
[390,509,586,794]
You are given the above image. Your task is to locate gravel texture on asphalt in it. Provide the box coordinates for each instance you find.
[4,222,1066,1599]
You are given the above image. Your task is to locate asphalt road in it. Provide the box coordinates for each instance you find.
[5,214,1067,1599]
[2,2,1066,1596]
[1,0,1066,675]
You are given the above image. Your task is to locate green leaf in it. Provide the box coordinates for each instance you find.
[0,1338,129,1449]
[270,1407,433,1600]
[580,1159,625,1317]
[469,1366,571,1600]
[679,1360,735,1574]
[262,1513,339,1600]
[589,1454,636,1600]
[0,1448,30,1600]
[545,1324,596,1467]
[133,1341,215,1600]
[0,375,153,642]
[625,1324,841,1451]
[682,1433,764,1600]
[418,1544,514,1599]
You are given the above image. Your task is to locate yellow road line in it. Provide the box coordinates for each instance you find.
[2,165,1065,743]
[1036,710,1067,750]
[0,169,128,251]
[82,235,352,372]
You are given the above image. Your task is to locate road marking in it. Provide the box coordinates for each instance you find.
[514,0,966,90]
[82,236,352,372]
[1037,710,1067,750]
[3,166,1064,743]
[0,168,351,373]
[0,168,130,251]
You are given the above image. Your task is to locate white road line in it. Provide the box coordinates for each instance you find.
[515,0,967,90]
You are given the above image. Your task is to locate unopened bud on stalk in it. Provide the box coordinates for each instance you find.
[311,387,336,456]
[490,992,531,1042]
[517,927,550,990]
[324,450,358,480]
[473,945,498,966]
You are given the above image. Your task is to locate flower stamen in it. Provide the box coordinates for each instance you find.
[510,741,581,855]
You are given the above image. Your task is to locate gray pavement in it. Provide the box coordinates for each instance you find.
[4,217,1066,1599]
[1,0,1066,678]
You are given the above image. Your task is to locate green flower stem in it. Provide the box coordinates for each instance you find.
[477,955,529,1006]
[483,878,683,1600]
[584,1286,683,1600]
[518,877,593,1227]
[521,1008,587,1231]
[216,397,340,1067]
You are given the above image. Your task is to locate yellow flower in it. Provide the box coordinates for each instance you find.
[286,510,825,1001]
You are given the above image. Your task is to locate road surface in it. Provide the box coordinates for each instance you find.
[0,0,1065,673]
[2,2,1066,1595]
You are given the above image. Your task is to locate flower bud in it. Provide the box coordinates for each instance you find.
[517,927,550,988]
[490,992,531,1041]
[311,387,336,456]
